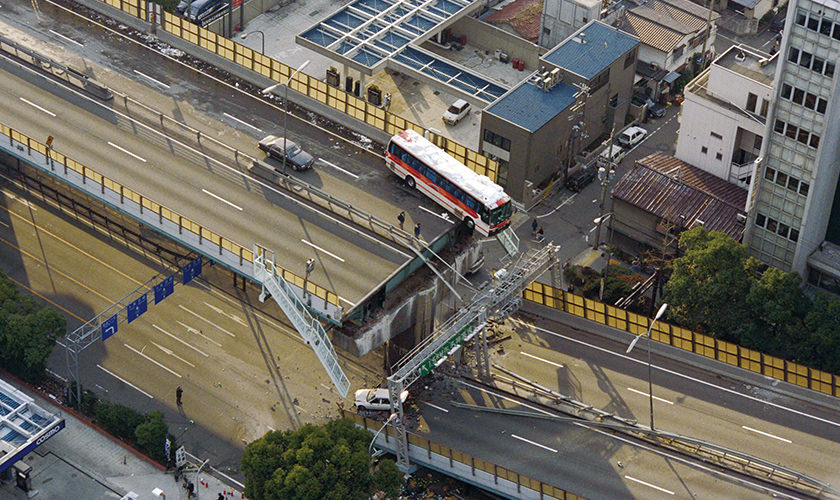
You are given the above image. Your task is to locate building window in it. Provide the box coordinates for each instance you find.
[820,18,833,35]
[781,84,792,99]
[826,62,835,78]
[797,128,810,144]
[790,228,800,242]
[788,47,800,63]
[672,45,684,60]
[543,27,550,36]
[804,92,817,110]
[787,177,799,191]
[483,129,511,151]
[774,120,785,133]
[810,134,821,149]
[800,51,812,69]
[778,223,790,237]
[701,146,708,154]
[764,167,776,180]
[746,92,757,112]
[710,131,723,140]
[767,218,778,232]
[754,135,762,150]
[812,56,825,74]
[760,99,769,117]
[589,69,609,92]
[776,172,788,187]
[795,9,807,26]
[800,182,809,196]
[785,123,797,139]
[715,152,723,160]
[808,15,819,31]
[624,49,636,69]
[817,98,828,114]
[833,23,840,40]
[756,213,766,227]
[793,88,804,104]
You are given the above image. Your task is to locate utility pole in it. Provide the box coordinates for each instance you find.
[563,83,590,183]
[700,0,717,70]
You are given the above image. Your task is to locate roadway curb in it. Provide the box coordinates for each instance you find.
[519,301,840,413]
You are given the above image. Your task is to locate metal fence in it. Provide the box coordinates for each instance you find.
[155,11,498,181]
[522,281,840,398]
[342,410,584,500]
[0,122,341,312]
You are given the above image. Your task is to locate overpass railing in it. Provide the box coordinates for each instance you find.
[522,281,840,398]
[342,410,584,500]
[0,121,343,322]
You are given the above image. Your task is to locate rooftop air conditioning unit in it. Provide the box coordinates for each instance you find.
[550,68,561,85]
[736,213,747,224]
[542,76,552,91]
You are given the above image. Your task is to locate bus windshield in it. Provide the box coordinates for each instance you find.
[489,202,512,226]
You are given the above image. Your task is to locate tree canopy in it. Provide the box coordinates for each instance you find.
[663,228,840,372]
[0,272,66,381]
[242,418,402,500]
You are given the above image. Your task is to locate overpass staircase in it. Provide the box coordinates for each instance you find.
[253,246,350,397]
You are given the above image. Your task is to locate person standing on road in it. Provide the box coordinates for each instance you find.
[531,218,538,236]
[414,222,421,238]
[176,386,183,409]
[397,211,406,229]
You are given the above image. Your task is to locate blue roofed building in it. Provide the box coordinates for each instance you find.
[480,20,640,203]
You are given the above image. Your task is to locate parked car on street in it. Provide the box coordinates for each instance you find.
[565,165,597,192]
[618,126,648,147]
[258,135,314,170]
[646,99,666,118]
[442,99,471,125]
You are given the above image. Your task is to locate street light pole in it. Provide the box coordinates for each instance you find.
[368,413,398,457]
[593,212,614,301]
[262,60,310,175]
[626,302,668,431]
[241,30,265,54]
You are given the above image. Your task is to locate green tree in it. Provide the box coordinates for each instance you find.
[96,402,145,444]
[663,228,759,339]
[741,267,809,355]
[242,418,401,500]
[803,293,840,373]
[135,411,170,463]
[0,273,66,381]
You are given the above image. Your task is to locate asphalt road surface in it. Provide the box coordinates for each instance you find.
[0,170,384,473]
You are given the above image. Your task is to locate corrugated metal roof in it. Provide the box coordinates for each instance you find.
[652,0,719,30]
[542,20,640,80]
[485,78,578,132]
[622,12,687,52]
[612,153,748,240]
[619,0,718,53]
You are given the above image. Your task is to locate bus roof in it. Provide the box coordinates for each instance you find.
[393,129,510,208]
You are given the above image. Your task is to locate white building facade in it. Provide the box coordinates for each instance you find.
[744,0,840,290]
[676,45,776,187]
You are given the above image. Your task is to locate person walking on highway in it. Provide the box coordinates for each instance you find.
[414,222,421,239]
[397,211,406,230]
[176,386,183,410]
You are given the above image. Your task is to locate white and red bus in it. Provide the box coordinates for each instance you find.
[386,129,513,236]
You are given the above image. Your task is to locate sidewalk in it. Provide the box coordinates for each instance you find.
[0,381,243,500]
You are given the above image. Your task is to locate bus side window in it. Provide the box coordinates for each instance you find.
[426,169,438,184]
[479,207,489,223]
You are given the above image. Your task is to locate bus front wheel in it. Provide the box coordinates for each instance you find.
[405,176,416,189]
[464,217,475,232]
